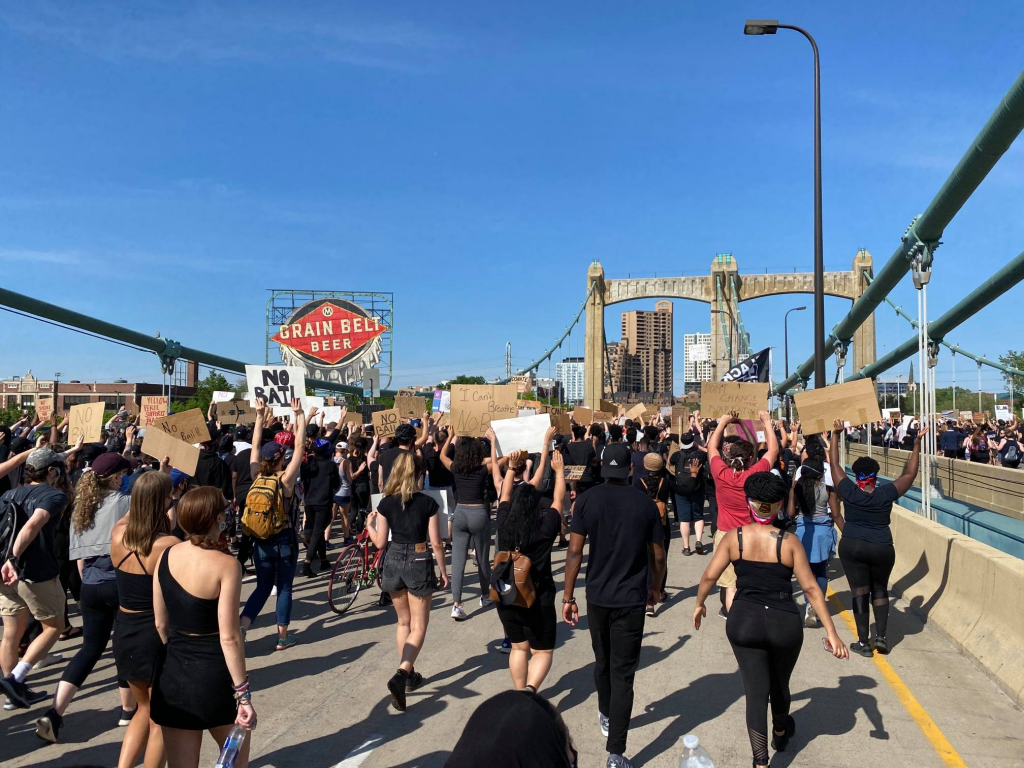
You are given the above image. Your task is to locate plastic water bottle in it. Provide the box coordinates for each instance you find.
[214,725,248,768]
[679,734,715,767]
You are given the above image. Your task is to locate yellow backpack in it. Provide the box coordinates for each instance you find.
[241,473,288,540]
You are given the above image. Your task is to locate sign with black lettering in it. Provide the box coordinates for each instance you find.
[372,408,401,439]
[245,365,307,408]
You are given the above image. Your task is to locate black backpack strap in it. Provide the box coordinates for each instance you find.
[776,531,784,562]
[736,528,743,560]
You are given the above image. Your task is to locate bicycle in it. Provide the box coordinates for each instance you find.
[328,528,386,614]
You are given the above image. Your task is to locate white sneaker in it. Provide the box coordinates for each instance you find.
[599,711,610,738]
[804,604,818,628]
[451,605,467,622]
[32,653,63,670]
[480,596,493,607]
[271,585,278,596]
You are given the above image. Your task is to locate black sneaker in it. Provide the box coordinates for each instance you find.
[873,636,890,655]
[387,669,409,712]
[35,708,63,743]
[319,558,331,572]
[682,547,693,557]
[405,670,424,692]
[298,562,314,578]
[118,706,138,726]
[771,714,795,752]
[850,640,874,657]
[0,676,46,709]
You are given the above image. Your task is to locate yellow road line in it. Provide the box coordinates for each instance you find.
[826,587,968,768]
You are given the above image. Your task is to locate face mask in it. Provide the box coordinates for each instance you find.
[120,474,132,494]
[747,498,782,525]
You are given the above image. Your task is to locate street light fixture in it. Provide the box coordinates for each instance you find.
[744,18,826,390]
[783,306,806,420]
[711,309,737,367]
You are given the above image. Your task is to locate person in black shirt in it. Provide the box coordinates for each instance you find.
[562,442,666,767]
[366,452,448,713]
[565,425,598,497]
[300,438,341,577]
[345,436,372,536]
[829,419,925,657]
[494,444,566,693]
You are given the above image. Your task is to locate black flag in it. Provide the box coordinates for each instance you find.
[721,348,771,383]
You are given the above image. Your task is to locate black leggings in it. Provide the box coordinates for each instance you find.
[348,486,370,533]
[838,536,895,642]
[61,579,127,691]
[726,600,804,767]
[305,504,333,564]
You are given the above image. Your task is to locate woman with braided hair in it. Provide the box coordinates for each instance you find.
[694,471,848,768]
[151,486,255,767]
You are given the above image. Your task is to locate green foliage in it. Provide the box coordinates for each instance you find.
[877,386,1001,415]
[173,371,232,415]
[998,351,1024,402]
[437,375,487,390]
[0,401,31,427]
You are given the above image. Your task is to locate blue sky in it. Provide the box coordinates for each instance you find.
[1,1,1022,395]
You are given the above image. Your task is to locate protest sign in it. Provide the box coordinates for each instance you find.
[139,396,169,428]
[434,412,450,429]
[372,408,401,439]
[974,411,987,423]
[218,400,256,425]
[564,466,586,482]
[36,396,54,423]
[553,412,572,434]
[699,382,768,421]
[69,402,104,444]
[519,409,537,417]
[725,419,761,444]
[600,399,616,414]
[573,406,594,425]
[882,408,902,422]
[491,414,552,457]
[342,411,364,429]
[432,389,452,414]
[995,404,1011,422]
[672,406,690,434]
[397,388,415,397]
[141,427,200,476]
[626,403,647,421]
[593,410,614,423]
[212,391,235,403]
[666,441,680,475]
[794,379,882,435]
[152,409,211,445]
[510,375,531,394]
[660,406,672,417]
[322,405,343,424]
[245,365,306,408]
[394,395,427,419]
[958,410,973,422]
[519,399,543,409]
[449,385,518,437]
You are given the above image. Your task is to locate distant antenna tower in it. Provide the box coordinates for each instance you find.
[506,342,512,380]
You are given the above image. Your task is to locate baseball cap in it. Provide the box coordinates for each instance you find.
[602,443,631,479]
[26,447,67,470]
[679,431,695,446]
[169,468,191,489]
[91,452,131,478]
[336,441,348,450]
[274,431,296,448]
[261,442,285,461]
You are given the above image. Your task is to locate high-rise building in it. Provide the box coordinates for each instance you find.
[613,300,673,397]
[683,332,713,394]
[555,357,585,403]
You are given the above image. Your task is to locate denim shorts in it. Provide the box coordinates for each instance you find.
[381,542,437,597]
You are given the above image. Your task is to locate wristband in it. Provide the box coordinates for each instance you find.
[562,597,577,605]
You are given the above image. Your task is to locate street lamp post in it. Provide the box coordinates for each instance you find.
[745,19,825,389]
[783,306,807,420]
[712,309,737,368]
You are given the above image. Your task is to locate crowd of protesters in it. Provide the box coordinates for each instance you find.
[0,392,947,768]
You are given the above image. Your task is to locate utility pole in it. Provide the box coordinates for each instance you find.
[505,342,512,381]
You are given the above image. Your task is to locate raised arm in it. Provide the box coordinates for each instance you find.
[250,397,267,478]
[760,410,779,466]
[281,398,307,492]
[893,426,927,496]
[415,412,431,448]
[499,466,517,504]
[486,427,504,489]
[530,426,557,489]
[828,420,843,478]
[439,431,455,471]
[550,450,567,512]
[707,412,732,457]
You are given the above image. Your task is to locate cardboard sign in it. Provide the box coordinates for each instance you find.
[152,408,211,445]
[218,400,256,425]
[510,375,531,394]
[394,396,427,419]
[141,427,200,476]
[672,406,690,435]
[793,379,882,435]
[212,391,235,403]
[36,396,54,423]
[700,382,768,421]
[449,385,518,437]
[626,403,647,421]
[397,388,415,397]
[342,411,364,429]
[139,396,169,428]
[490,414,553,457]
[593,410,614,422]
[434,412,450,429]
[973,411,987,423]
[600,399,616,414]
[372,408,401,439]
[959,410,974,422]
[564,465,586,481]
[660,406,672,417]
[69,402,104,444]
[553,412,572,434]
[573,406,594,424]
[725,419,761,444]
[124,399,139,418]
[245,365,307,408]
[519,399,543,410]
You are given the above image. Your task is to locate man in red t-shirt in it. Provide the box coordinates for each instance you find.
[707,411,778,613]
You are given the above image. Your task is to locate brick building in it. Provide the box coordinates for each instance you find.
[2,366,199,413]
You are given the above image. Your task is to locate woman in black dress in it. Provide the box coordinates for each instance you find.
[110,470,178,768]
[152,486,255,767]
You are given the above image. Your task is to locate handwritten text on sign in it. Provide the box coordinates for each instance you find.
[139,396,168,428]
[154,409,211,445]
[69,402,104,444]
[245,365,307,408]
[450,385,518,437]
[699,382,769,421]
[372,408,401,439]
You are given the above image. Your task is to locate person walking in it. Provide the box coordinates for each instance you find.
[693,471,848,768]
[669,430,707,556]
[365,451,448,712]
[300,436,340,577]
[561,442,666,768]
[830,419,925,656]
[110,470,178,768]
[239,397,306,651]
[151,486,255,768]
[35,452,136,742]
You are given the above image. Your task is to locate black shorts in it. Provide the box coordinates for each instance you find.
[497,596,557,651]
[381,542,437,597]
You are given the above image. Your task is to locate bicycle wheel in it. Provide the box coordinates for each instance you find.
[328,545,365,615]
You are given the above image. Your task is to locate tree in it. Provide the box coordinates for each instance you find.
[174,371,232,414]
[437,375,486,390]
[998,351,1024,403]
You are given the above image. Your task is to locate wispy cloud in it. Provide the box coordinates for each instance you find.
[1,1,453,71]
[0,248,83,265]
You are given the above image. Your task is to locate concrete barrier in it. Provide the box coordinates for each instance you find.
[888,504,1024,705]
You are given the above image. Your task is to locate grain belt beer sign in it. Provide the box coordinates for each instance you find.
[271,298,387,386]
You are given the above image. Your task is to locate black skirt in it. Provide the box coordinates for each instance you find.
[113,610,162,684]
[151,633,236,730]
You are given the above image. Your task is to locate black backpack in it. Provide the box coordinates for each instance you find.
[1001,440,1020,468]
[673,448,705,494]
[0,490,30,576]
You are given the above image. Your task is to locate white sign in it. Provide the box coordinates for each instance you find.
[518,409,537,417]
[322,406,343,423]
[995,405,1011,422]
[212,391,235,403]
[245,365,307,408]
[490,414,552,458]
[688,344,710,363]
[432,389,451,414]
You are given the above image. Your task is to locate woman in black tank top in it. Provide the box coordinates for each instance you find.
[152,486,254,768]
[692,472,849,768]
[110,471,177,768]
